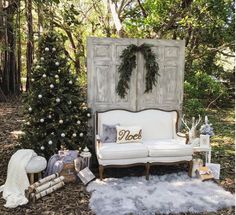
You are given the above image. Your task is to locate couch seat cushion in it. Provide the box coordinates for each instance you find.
[98,143,148,160]
[144,139,193,157]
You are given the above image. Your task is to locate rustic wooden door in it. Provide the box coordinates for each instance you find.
[87,37,138,112]
[136,39,185,111]
[87,37,185,113]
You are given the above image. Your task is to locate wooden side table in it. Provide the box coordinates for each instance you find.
[193,146,211,164]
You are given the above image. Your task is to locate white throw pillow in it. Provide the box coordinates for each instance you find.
[116,126,142,143]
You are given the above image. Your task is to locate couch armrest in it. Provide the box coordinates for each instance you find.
[177,132,186,138]
[176,132,189,144]
[95,135,102,150]
[96,134,101,142]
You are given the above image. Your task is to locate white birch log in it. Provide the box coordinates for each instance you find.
[34,176,64,193]
[33,181,65,202]
[28,173,59,192]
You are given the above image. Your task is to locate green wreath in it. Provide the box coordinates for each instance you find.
[116,43,160,98]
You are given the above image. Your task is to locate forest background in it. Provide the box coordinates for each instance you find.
[0,0,234,114]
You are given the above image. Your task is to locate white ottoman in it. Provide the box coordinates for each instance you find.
[26,156,47,184]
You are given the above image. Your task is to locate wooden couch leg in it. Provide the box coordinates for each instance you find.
[99,165,104,180]
[188,160,193,177]
[145,163,150,180]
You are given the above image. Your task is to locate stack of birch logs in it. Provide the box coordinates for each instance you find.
[26,173,65,202]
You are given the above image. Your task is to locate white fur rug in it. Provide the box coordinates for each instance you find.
[87,172,235,215]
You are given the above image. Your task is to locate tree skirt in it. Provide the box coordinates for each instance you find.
[87,172,235,215]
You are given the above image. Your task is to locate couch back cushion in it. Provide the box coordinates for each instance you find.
[96,109,178,141]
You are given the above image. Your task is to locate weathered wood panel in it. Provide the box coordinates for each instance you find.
[136,39,185,111]
[87,37,185,113]
[87,38,138,112]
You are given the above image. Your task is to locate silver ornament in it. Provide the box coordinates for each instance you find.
[38,94,42,99]
[79,132,83,137]
[31,78,35,82]
[50,84,54,89]
[69,80,73,84]
[48,140,53,145]
[45,47,49,51]
[87,113,91,117]
[48,115,52,119]
[41,57,44,61]
[72,133,77,137]
[40,118,44,123]
[55,74,59,78]
[59,120,63,124]
[55,62,60,66]
[52,47,56,51]
[42,74,46,78]
[41,146,45,150]
[56,98,60,103]
[77,120,81,125]
[28,107,32,112]
[61,133,65,137]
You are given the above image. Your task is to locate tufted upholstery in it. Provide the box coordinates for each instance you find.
[98,143,148,160]
[143,139,192,157]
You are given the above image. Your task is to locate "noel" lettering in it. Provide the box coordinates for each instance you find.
[118,129,142,141]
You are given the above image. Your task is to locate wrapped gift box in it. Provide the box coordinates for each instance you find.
[196,166,214,181]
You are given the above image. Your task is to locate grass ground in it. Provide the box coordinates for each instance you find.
[0,100,234,214]
[206,108,235,193]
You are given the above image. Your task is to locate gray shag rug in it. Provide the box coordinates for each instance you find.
[87,172,235,215]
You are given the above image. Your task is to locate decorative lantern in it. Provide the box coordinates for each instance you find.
[200,134,210,148]
[80,147,92,168]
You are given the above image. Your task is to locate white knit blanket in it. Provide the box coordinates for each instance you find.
[0,149,37,208]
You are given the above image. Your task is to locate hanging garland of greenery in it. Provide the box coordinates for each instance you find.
[116,43,160,98]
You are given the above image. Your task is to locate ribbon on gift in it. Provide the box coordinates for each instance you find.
[199,170,212,175]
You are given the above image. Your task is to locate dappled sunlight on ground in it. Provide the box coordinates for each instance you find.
[206,108,235,193]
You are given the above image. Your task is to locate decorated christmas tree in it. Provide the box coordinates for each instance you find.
[21,32,91,159]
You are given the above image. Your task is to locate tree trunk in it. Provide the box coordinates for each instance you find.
[0,0,5,97]
[8,13,16,94]
[0,0,20,96]
[37,2,43,37]
[1,0,9,95]
[16,0,22,93]
[25,0,34,91]
[108,0,125,37]
[2,1,18,96]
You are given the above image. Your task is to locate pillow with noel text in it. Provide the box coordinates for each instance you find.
[116,126,142,143]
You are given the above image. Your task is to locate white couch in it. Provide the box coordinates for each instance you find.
[95,109,193,180]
